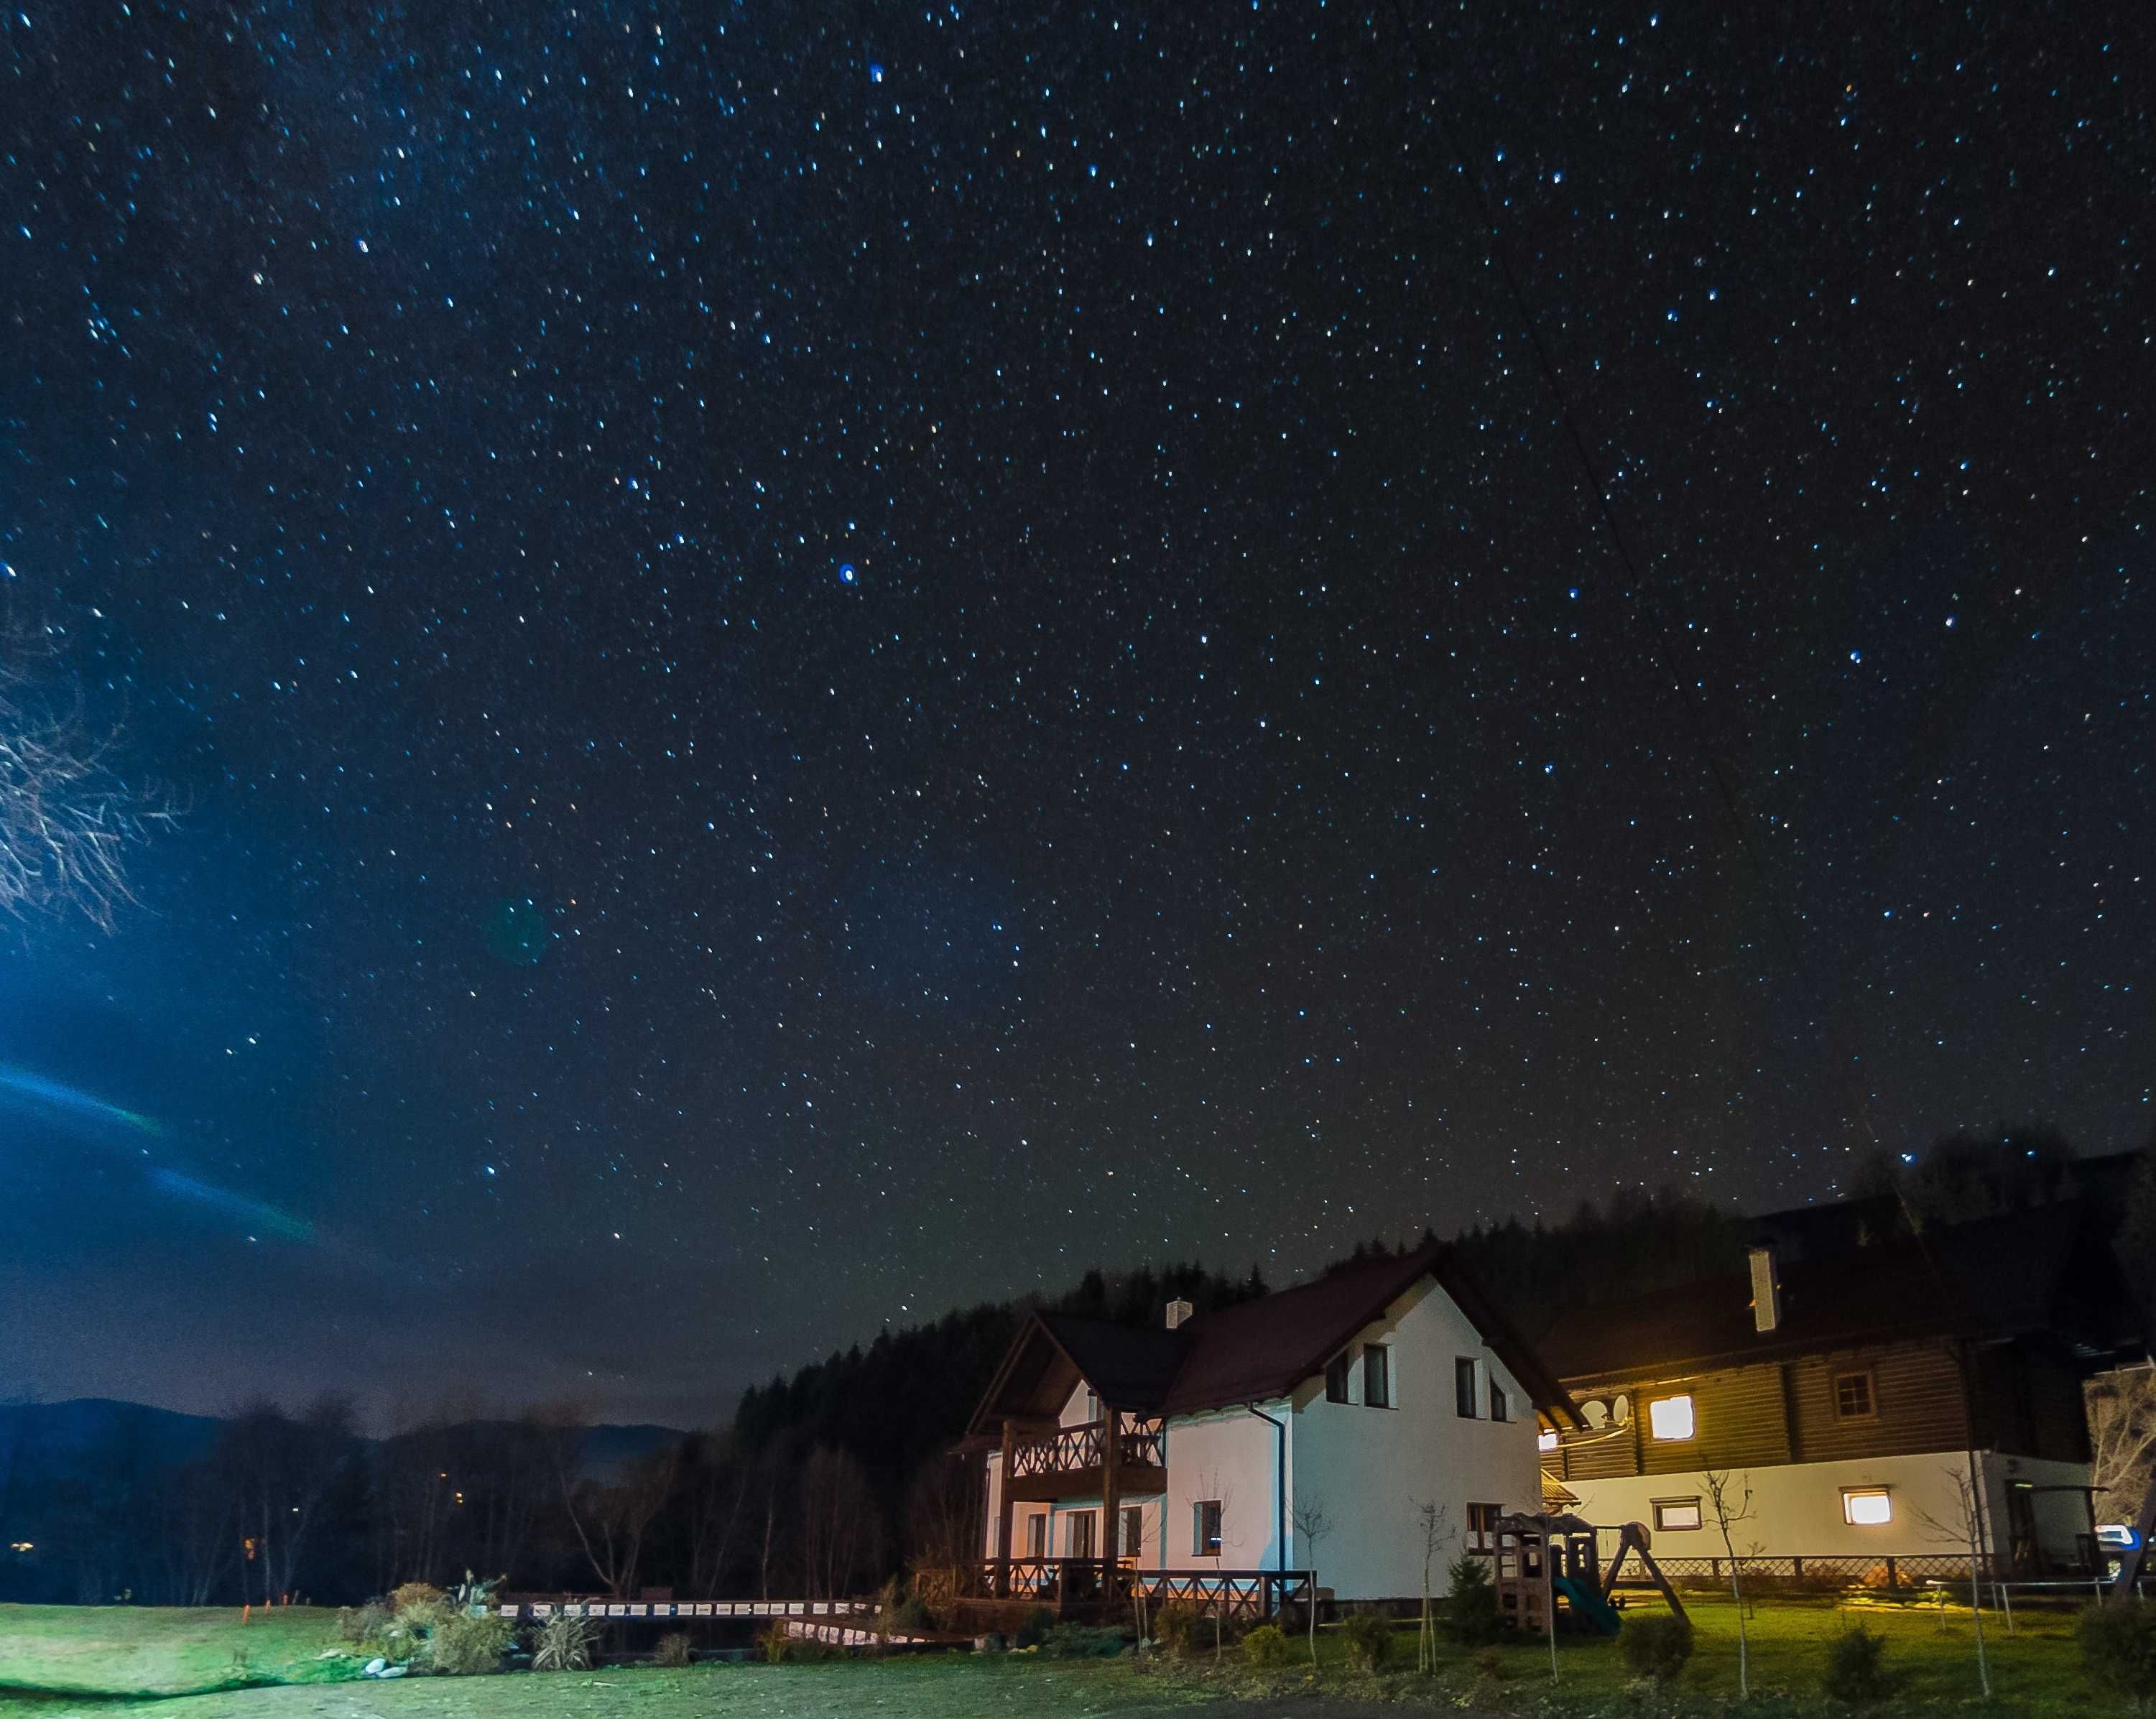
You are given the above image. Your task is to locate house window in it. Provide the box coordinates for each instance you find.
[1364,1344,1392,1409]
[1489,1378,1509,1422]
[1835,1371,1877,1419]
[1456,1357,1479,1418]
[1843,1488,1894,1526]
[1652,1497,1703,1532]
[1325,1351,1353,1404]
[1466,1501,1503,1552]
[1082,1387,1101,1422]
[1067,1510,1097,1559]
[1025,1514,1047,1559]
[1194,1500,1223,1557]
[1121,1505,1144,1559]
[1647,1394,1696,1441]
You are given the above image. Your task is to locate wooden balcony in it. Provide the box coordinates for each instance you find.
[1001,1417,1167,1501]
[974,1559,1316,1622]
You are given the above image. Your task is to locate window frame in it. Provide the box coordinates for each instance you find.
[1456,1356,1479,1419]
[1025,1513,1047,1560]
[1364,1343,1393,1409]
[1066,1509,1097,1560]
[1466,1501,1503,1552]
[1193,1499,1223,1558]
[1121,1504,1144,1559]
[1489,1376,1509,1422]
[1833,1369,1878,1421]
[1841,1486,1894,1526]
[1652,1496,1704,1532]
[1647,1394,1697,1442]
[1325,1350,1353,1404]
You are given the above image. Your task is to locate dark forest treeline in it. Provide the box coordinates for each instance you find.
[4,1136,2142,1607]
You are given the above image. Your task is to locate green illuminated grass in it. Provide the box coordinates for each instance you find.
[0,1591,2119,1718]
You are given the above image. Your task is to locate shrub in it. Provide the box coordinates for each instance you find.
[759,1625,831,1664]
[1821,1623,1897,1707]
[1444,1553,1504,1646]
[1340,1610,1394,1672]
[530,1613,598,1672]
[1620,1613,1694,1685]
[1015,1606,1057,1650]
[1151,1603,1200,1657]
[336,1600,392,1651]
[1241,1623,1292,1668]
[423,1611,517,1675]
[654,1631,694,1669]
[2078,1600,2156,1703]
[876,1575,936,1639]
[1040,1623,1128,1659]
[390,1581,445,1613]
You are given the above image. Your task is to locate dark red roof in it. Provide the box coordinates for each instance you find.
[969,1242,1580,1433]
[1536,1201,2133,1384]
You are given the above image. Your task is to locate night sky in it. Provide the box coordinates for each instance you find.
[2,3,2149,1429]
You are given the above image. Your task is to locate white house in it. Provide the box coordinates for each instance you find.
[966,1242,1582,1605]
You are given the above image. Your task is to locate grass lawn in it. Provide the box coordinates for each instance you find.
[0,1591,2127,1719]
[0,1606,352,1698]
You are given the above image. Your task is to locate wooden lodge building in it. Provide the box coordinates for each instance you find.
[1532,1202,2140,1577]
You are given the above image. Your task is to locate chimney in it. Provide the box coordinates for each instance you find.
[1165,1298,1194,1330]
[1748,1245,1781,1333]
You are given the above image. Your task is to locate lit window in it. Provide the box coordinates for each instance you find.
[1653,1498,1703,1532]
[1537,1428,1560,1452]
[1843,1488,1893,1526]
[1647,1395,1695,1441]
[1835,1372,1876,1419]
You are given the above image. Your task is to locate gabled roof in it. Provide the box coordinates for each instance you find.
[968,1241,1581,1435]
[1535,1200,2137,1384]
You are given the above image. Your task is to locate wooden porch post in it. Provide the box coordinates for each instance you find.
[1101,1401,1123,1602]
[997,1418,1017,1598]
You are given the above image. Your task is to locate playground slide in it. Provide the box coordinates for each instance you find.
[1550,1575,1621,1636]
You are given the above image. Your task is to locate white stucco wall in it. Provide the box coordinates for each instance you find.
[1162,1406,1287,1570]
[1285,1276,1545,1600]
[1561,1450,2093,1565]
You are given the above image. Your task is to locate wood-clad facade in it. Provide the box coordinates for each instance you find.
[1535,1203,2137,1573]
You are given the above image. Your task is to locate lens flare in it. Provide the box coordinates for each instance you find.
[149,1169,315,1242]
[0,1066,163,1135]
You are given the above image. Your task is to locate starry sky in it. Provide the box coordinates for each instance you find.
[1,2,2149,1429]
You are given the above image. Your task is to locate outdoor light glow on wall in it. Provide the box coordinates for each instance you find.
[1842,1488,1893,1526]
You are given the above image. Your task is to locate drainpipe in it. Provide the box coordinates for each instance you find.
[1246,1404,1287,1595]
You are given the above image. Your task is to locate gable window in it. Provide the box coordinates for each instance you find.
[1325,1351,1353,1404]
[1121,1505,1144,1559]
[1647,1394,1696,1441]
[1082,1387,1101,1422]
[1194,1500,1223,1557]
[1364,1344,1392,1409]
[1489,1378,1509,1422]
[1843,1488,1894,1526]
[1025,1514,1047,1559]
[1652,1497,1703,1532]
[1834,1371,1877,1420]
[1456,1357,1479,1418]
[1466,1501,1503,1552]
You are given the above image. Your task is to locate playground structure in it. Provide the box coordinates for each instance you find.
[1488,1512,1688,1638]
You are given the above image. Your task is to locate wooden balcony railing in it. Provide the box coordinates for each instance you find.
[980,1558,1314,1620]
[1006,1417,1165,1481]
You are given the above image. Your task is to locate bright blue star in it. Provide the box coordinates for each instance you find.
[838,562,858,585]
